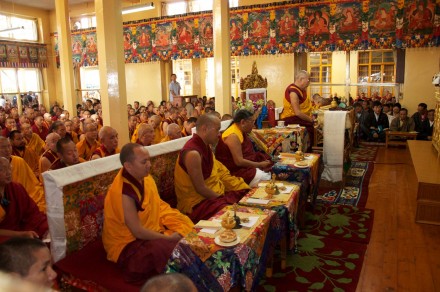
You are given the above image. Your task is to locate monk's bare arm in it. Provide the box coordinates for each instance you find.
[290,92,313,123]
[183,150,220,199]
[122,196,181,241]
[224,134,271,169]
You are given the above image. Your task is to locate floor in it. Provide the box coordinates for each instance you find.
[356,146,440,292]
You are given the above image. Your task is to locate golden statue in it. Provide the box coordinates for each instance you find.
[240,61,268,90]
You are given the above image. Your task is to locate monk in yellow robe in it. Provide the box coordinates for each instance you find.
[0,137,46,212]
[9,130,40,178]
[130,112,149,143]
[159,123,182,143]
[103,143,193,284]
[76,122,100,160]
[21,123,45,156]
[135,124,155,146]
[91,126,120,160]
[280,70,315,151]
[174,114,250,222]
[39,133,61,180]
[148,115,164,144]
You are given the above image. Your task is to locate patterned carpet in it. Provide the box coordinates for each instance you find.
[350,144,379,162]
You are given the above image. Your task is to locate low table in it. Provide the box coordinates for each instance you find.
[386,131,418,148]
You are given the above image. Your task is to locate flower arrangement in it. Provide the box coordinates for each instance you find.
[236,98,265,113]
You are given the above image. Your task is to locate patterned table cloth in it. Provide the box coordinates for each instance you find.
[238,182,300,251]
[249,127,309,158]
[166,206,277,292]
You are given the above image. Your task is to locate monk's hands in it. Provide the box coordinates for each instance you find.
[168,232,183,241]
[259,160,272,170]
[19,231,39,238]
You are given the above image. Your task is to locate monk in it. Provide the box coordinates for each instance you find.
[130,113,149,143]
[215,110,272,187]
[39,133,61,177]
[280,70,315,151]
[9,130,40,178]
[181,117,197,137]
[161,107,178,137]
[31,115,49,141]
[0,137,46,212]
[148,115,163,144]
[64,120,79,143]
[50,137,86,170]
[102,143,193,284]
[21,123,45,156]
[174,114,250,222]
[0,157,48,239]
[160,123,182,143]
[48,121,67,139]
[136,124,155,146]
[76,122,100,160]
[91,126,119,160]
[176,107,188,129]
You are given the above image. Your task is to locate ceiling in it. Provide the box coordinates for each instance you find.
[2,0,179,11]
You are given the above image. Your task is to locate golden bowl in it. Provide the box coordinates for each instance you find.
[265,185,277,198]
[221,215,236,229]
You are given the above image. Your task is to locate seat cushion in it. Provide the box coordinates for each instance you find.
[55,239,141,292]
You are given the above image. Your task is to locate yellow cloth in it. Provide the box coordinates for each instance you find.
[14,147,40,178]
[153,127,163,145]
[130,123,145,143]
[10,156,46,212]
[102,170,194,263]
[280,94,313,119]
[25,133,45,156]
[174,156,249,215]
[160,136,171,143]
[222,123,243,143]
[76,139,100,160]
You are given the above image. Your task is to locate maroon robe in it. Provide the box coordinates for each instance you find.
[0,182,48,238]
[215,132,273,184]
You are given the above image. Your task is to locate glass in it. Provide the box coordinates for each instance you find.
[0,69,18,93]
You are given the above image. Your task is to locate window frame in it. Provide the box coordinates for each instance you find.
[308,52,332,98]
[0,13,39,42]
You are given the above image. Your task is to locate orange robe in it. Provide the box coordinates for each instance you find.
[153,127,163,144]
[102,169,193,263]
[12,146,40,178]
[25,133,45,156]
[76,139,100,160]
[10,156,46,212]
[92,145,120,159]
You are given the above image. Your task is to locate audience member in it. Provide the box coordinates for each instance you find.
[141,273,197,292]
[215,110,272,186]
[136,124,155,146]
[412,102,428,132]
[20,123,44,156]
[50,138,85,170]
[76,123,100,160]
[390,108,415,132]
[160,123,182,143]
[418,109,435,140]
[181,117,197,137]
[9,131,40,177]
[91,126,119,160]
[31,116,48,141]
[174,114,249,222]
[39,133,61,176]
[366,101,389,142]
[102,143,193,284]
[148,115,163,144]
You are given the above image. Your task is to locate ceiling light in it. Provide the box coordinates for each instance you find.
[0,26,24,33]
[122,2,155,15]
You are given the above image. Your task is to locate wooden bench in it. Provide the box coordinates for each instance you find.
[386,131,418,148]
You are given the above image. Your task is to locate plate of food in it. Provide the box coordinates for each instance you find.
[287,124,300,129]
[214,231,240,247]
[294,161,310,168]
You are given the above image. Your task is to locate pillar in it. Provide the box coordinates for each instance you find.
[95,0,129,144]
[55,0,76,114]
[213,0,231,115]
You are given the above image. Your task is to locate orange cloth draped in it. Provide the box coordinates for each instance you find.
[103,169,193,263]
[174,134,249,215]
[92,145,120,159]
[280,83,313,119]
[153,127,163,144]
[10,156,46,212]
[25,133,45,156]
[0,182,48,238]
[76,139,100,160]
[216,123,272,184]
[160,136,171,143]
[12,146,40,179]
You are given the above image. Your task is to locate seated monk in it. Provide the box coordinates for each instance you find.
[215,110,272,187]
[48,121,67,139]
[103,143,193,284]
[0,137,45,212]
[9,130,40,178]
[91,126,120,160]
[160,123,182,143]
[148,115,163,144]
[50,137,86,170]
[0,157,48,239]
[64,120,79,144]
[39,133,61,177]
[280,70,314,151]
[181,117,197,137]
[21,123,45,156]
[136,124,155,146]
[130,112,149,143]
[76,122,100,160]
[174,114,250,223]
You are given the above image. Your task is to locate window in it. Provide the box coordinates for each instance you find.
[163,0,238,16]
[358,50,395,96]
[71,16,96,30]
[231,57,240,99]
[0,68,42,104]
[173,59,193,96]
[204,57,239,98]
[308,52,332,98]
[0,13,38,42]
[79,67,100,100]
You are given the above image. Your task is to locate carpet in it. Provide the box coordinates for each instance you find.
[316,161,374,208]
[258,234,367,292]
[302,203,374,245]
[350,144,379,162]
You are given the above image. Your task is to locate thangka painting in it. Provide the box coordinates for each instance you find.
[0,41,47,68]
[50,0,440,67]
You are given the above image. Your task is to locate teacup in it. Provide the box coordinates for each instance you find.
[277,121,285,128]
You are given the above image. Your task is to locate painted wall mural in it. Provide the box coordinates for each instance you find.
[0,41,48,68]
[52,0,440,67]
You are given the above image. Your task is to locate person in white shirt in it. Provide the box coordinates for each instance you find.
[169,74,181,106]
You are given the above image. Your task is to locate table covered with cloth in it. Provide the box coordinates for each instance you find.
[166,206,278,292]
[238,182,300,251]
[271,153,323,226]
[249,127,309,158]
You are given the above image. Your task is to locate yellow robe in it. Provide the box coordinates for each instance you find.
[10,156,46,212]
[160,136,171,143]
[174,156,249,215]
[222,123,243,142]
[76,139,100,160]
[25,133,45,156]
[102,170,193,263]
[153,127,163,145]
